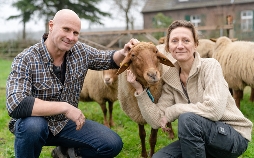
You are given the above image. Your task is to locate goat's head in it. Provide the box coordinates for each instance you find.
[116,42,174,86]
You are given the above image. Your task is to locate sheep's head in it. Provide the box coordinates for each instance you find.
[210,36,238,55]
[103,69,118,86]
[117,42,174,86]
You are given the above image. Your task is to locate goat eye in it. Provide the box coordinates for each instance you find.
[131,54,135,57]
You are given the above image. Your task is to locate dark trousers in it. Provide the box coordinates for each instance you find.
[152,112,248,158]
[14,117,123,158]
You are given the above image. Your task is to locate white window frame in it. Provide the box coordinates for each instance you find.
[241,10,253,32]
[179,0,188,2]
[190,15,201,27]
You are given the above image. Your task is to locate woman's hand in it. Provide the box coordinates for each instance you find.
[126,70,143,94]
[160,116,170,133]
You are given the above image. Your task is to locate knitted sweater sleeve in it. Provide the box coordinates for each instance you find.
[135,84,176,129]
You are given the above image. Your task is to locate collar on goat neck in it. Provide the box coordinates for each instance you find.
[135,77,149,90]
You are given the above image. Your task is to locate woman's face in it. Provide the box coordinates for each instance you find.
[168,27,197,63]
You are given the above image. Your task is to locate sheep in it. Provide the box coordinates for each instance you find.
[116,42,175,158]
[210,36,254,108]
[196,39,215,58]
[79,69,118,128]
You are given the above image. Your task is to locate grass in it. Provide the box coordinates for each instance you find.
[0,58,253,158]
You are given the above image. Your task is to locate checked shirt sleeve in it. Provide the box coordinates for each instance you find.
[6,53,33,116]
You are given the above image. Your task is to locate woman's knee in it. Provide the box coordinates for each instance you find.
[178,112,203,136]
[178,112,199,126]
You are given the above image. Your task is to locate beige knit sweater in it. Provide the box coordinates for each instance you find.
[135,52,253,141]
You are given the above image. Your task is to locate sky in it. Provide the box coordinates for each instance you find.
[0,1,145,33]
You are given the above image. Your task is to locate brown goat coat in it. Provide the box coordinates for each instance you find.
[117,42,174,157]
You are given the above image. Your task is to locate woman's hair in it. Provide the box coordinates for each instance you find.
[165,20,199,52]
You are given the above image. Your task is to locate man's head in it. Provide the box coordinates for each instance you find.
[46,9,81,53]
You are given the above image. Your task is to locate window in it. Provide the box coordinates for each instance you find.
[241,10,253,32]
[190,15,201,27]
[179,0,188,2]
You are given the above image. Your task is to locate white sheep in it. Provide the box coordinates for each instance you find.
[79,69,118,128]
[117,42,175,158]
[196,39,215,58]
[211,36,254,108]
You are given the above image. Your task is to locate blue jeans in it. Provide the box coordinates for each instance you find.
[14,117,123,158]
[152,112,248,158]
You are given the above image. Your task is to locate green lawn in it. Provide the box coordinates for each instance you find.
[0,58,253,158]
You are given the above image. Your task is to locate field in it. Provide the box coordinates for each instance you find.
[0,58,253,158]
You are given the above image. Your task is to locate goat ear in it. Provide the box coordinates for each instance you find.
[210,38,217,42]
[157,52,174,67]
[116,56,132,75]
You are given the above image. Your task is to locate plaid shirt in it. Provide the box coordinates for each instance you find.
[6,36,118,135]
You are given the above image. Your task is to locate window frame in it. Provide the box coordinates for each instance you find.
[241,10,253,32]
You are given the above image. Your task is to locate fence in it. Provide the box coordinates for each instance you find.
[0,24,233,59]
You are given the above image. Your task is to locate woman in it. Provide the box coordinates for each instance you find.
[127,20,252,158]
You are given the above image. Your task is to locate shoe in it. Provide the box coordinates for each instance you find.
[51,146,81,158]
[51,146,68,158]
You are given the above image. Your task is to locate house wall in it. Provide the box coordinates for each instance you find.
[143,2,254,40]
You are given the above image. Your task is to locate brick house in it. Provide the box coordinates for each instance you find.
[142,0,254,40]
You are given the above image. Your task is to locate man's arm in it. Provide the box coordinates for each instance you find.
[32,98,85,130]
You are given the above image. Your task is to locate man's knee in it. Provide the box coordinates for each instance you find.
[15,117,49,136]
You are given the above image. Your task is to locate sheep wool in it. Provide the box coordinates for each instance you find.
[212,36,254,90]
[196,39,215,58]
[79,69,118,127]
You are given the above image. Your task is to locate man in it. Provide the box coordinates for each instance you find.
[6,9,138,158]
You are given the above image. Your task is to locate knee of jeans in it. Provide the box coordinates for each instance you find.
[178,112,197,125]
[108,138,123,157]
[98,136,123,157]
[16,117,49,136]
[178,112,200,135]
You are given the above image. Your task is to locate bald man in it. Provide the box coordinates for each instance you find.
[6,9,138,158]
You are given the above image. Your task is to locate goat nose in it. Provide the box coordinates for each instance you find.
[147,71,157,80]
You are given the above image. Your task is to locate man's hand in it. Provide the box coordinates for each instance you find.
[122,38,139,56]
[64,106,86,130]
[113,38,139,66]
[126,70,143,94]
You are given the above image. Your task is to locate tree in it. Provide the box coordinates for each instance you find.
[152,12,173,39]
[152,12,173,29]
[36,0,111,32]
[111,0,146,30]
[7,0,111,36]
[7,0,38,39]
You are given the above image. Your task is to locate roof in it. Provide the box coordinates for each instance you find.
[142,0,254,13]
